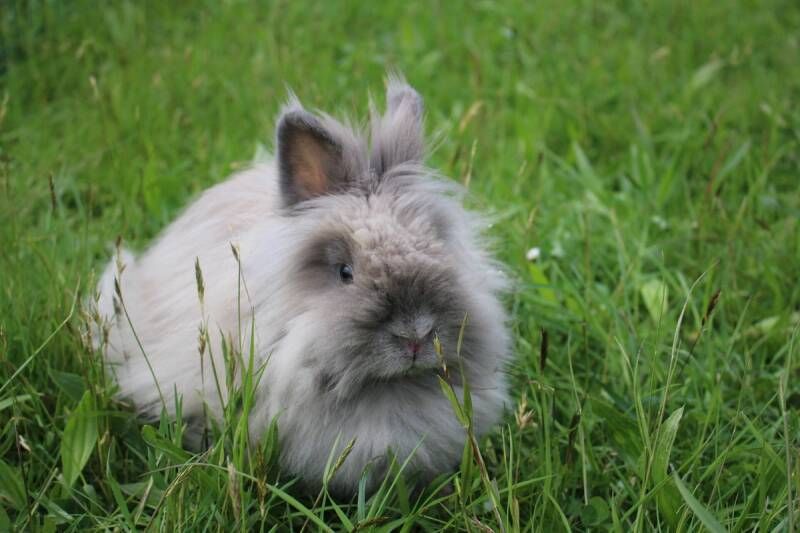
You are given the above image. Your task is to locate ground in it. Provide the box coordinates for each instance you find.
[1,1,799,530]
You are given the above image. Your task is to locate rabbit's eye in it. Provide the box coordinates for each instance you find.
[338,264,354,284]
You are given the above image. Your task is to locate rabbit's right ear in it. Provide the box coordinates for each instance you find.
[276,108,349,206]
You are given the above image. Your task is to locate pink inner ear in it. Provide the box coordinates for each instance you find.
[289,131,335,198]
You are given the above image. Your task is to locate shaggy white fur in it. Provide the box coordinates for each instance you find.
[93,78,511,495]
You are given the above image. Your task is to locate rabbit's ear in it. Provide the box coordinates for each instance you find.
[386,75,423,124]
[277,108,350,205]
[370,75,425,175]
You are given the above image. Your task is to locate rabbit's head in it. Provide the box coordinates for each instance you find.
[272,77,508,401]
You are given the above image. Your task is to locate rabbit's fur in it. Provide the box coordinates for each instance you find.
[93,77,511,495]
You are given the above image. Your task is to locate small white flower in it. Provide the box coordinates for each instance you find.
[651,215,668,230]
[525,247,541,262]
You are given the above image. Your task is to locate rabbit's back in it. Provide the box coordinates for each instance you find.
[94,164,279,420]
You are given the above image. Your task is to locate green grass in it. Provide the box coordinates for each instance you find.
[1,0,799,530]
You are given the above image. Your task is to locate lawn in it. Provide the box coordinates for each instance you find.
[1,0,799,530]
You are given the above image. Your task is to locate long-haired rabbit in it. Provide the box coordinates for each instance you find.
[93,76,511,495]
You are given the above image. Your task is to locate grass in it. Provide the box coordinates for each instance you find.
[1,0,799,530]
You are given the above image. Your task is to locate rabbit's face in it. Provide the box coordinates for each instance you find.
[273,78,505,398]
[292,191,473,393]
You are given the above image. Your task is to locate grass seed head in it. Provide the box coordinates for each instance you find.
[226,460,241,522]
[194,257,205,304]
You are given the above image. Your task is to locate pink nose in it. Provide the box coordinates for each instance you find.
[408,341,421,358]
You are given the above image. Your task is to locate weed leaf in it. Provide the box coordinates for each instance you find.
[673,471,725,533]
[653,406,684,522]
[640,279,668,323]
[0,459,26,510]
[60,391,98,488]
[49,369,86,403]
[528,264,558,304]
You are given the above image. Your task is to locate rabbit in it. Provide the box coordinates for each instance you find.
[92,76,512,496]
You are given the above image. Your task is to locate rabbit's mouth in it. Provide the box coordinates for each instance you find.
[396,360,454,382]
[382,366,460,390]
[399,363,440,378]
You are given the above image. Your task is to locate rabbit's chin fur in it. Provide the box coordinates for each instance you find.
[91,78,512,496]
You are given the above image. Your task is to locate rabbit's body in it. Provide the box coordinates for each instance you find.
[94,79,511,494]
[96,167,279,420]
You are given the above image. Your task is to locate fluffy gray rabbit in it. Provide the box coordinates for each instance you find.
[93,76,511,495]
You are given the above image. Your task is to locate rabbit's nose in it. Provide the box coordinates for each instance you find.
[402,328,434,361]
[391,313,435,359]
[407,340,422,359]
[394,330,431,360]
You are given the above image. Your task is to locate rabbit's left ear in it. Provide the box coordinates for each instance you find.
[276,108,351,206]
[370,75,425,175]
